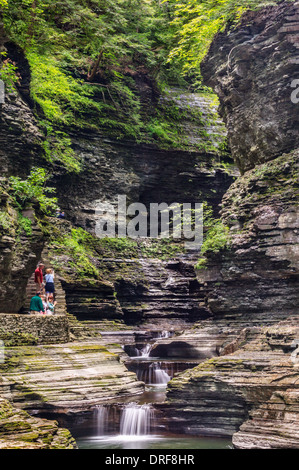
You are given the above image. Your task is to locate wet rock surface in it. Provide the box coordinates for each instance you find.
[0,2,298,449]
[164,322,299,440]
[0,340,144,412]
[197,150,299,325]
[0,207,45,313]
[53,90,233,232]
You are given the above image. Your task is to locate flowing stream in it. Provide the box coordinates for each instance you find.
[70,330,232,449]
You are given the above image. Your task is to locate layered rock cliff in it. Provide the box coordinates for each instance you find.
[0,7,235,448]
[0,398,77,449]
[164,1,299,449]
[0,0,298,450]
[201,0,299,173]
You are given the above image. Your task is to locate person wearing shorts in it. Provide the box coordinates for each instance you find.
[45,268,55,301]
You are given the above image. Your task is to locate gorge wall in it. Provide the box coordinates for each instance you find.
[0,0,298,450]
[0,11,236,447]
[201,0,299,173]
[164,1,299,449]
[0,40,235,322]
[199,0,299,328]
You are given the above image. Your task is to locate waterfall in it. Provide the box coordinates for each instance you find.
[158,331,171,339]
[140,343,152,357]
[120,403,154,436]
[133,362,171,385]
[148,362,171,385]
[95,405,108,435]
[130,347,141,357]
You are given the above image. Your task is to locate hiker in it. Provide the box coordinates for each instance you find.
[34,263,45,293]
[29,291,45,315]
[46,294,57,315]
[45,268,55,301]
[56,209,65,219]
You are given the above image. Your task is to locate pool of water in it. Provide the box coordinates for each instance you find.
[76,434,232,450]
[62,391,232,450]
[42,332,234,451]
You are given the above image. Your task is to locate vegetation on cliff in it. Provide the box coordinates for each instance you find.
[0,168,58,239]
[167,0,295,83]
[0,0,256,156]
[1,0,186,144]
[45,219,186,282]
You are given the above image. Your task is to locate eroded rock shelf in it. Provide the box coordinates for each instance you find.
[0,0,298,450]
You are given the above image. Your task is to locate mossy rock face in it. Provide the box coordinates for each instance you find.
[0,329,38,347]
[0,398,77,449]
[196,149,299,324]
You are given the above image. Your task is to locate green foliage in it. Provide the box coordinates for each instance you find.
[17,213,32,236]
[167,0,289,82]
[0,211,13,232]
[139,238,185,260]
[144,88,226,151]
[146,118,177,145]
[96,237,139,258]
[2,0,185,140]
[9,167,58,215]
[41,122,82,173]
[0,54,19,92]
[27,51,106,129]
[49,227,100,279]
[1,0,250,145]
[195,203,231,269]
[201,220,230,255]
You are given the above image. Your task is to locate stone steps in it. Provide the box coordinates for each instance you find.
[24,250,67,316]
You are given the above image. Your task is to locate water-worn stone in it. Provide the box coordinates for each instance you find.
[0,398,77,449]
[164,322,299,439]
[196,150,299,325]
[232,389,299,449]
[0,314,70,344]
[0,205,45,313]
[0,340,144,411]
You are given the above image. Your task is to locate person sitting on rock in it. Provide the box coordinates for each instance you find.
[29,291,45,315]
[34,263,45,293]
[45,268,55,301]
[46,294,57,315]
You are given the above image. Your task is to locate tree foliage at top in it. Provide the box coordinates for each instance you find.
[0,0,291,146]
[167,0,293,82]
[1,0,182,138]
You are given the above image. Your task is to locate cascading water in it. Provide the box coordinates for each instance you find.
[156,331,172,339]
[150,363,171,385]
[95,405,108,435]
[120,403,154,436]
[140,343,152,357]
[70,328,232,449]
[145,362,170,385]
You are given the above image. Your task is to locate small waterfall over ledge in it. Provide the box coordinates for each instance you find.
[95,405,108,435]
[120,403,154,436]
[94,403,155,437]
